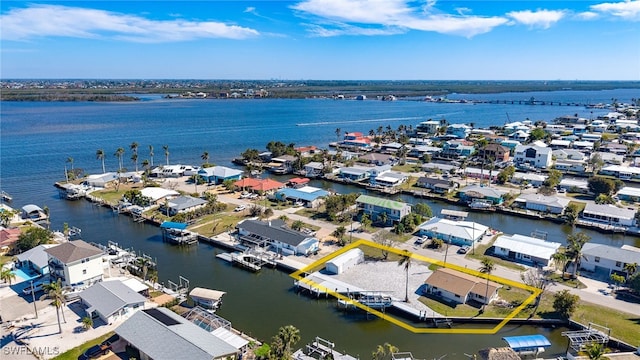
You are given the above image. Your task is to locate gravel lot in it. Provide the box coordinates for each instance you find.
[332,260,436,314]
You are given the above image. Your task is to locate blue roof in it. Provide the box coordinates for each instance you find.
[502,335,551,350]
[160,221,188,230]
[276,187,330,202]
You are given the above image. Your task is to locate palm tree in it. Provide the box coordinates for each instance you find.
[584,342,607,360]
[130,141,139,156]
[81,316,93,331]
[372,343,399,360]
[136,257,150,281]
[114,147,125,170]
[398,250,412,302]
[551,252,569,273]
[272,325,300,360]
[96,149,106,173]
[0,268,16,285]
[479,257,495,311]
[66,157,74,170]
[377,212,388,226]
[201,151,210,166]
[41,279,66,333]
[163,145,170,165]
[566,232,590,278]
[624,262,638,279]
[131,153,138,172]
[148,145,154,167]
[332,226,346,245]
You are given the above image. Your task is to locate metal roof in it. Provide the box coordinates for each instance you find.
[161,221,188,230]
[115,308,238,360]
[356,194,409,210]
[80,280,146,318]
[493,234,561,260]
[502,335,551,350]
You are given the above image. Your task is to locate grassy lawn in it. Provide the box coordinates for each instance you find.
[392,164,421,173]
[90,189,126,204]
[398,176,419,190]
[188,211,243,237]
[294,206,326,219]
[568,200,586,213]
[52,331,114,360]
[548,272,587,289]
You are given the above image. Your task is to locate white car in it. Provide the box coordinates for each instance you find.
[234,205,246,212]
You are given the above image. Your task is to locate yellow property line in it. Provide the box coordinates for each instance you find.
[290,239,541,334]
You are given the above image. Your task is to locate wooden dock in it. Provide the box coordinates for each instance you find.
[217,251,277,272]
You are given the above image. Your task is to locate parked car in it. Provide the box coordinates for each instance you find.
[457,245,470,254]
[234,205,246,212]
[78,343,110,360]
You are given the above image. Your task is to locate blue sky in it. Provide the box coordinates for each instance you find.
[1,0,639,80]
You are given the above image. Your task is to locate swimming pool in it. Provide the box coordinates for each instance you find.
[12,268,42,282]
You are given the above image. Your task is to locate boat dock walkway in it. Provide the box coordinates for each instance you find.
[295,272,364,296]
[293,337,358,360]
[216,250,277,272]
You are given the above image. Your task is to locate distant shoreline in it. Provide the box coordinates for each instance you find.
[2,80,639,102]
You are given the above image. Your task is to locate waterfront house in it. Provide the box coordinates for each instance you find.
[416,120,440,134]
[581,203,636,227]
[511,172,547,187]
[341,132,371,149]
[514,193,570,214]
[197,166,243,184]
[514,145,552,169]
[84,172,118,188]
[80,280,146,324]
[492,234,561,267]
[616,187,640,203]
[355,195,411,225]
[446,124,471,139]
[236,219,319,256]
[423,268,501,306]
[358,152,395,165]
[503,122,531,135]
[417,217,487,246]
[15,244,56,277]
[140,187,180,205]
[115,308,239,360]
[45,240,104,287]
[458,185,506,205]
[371,171,407,188]
[599,164,640,180]
[303,162,324,178]
[581,244,640,278]
[295,145,317,157]
[508,130,530,142]
[287,177,310,188]
[339,166,370,182]
[325,248,364,275]
[21,204,46,220]
[233,178,285,194]
[415,177,456,194]
[274,186,330,208]
[164,196,207,216]
[268,155,296,175]
[478,143,510,162]
[0,227,21,254]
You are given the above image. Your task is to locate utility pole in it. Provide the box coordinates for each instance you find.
[443,233,451,266]
[30,280,38,319]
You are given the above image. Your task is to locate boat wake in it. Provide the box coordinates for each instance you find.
[296,116,422,127]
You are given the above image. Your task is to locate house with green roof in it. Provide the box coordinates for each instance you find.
[356,194,411,225]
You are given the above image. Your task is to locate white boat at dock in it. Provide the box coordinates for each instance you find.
[1,191,13,202]
[468,199,495,211]
[189,287,226,311]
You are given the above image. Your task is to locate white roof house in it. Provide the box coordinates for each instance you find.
[515,193,570,214]
[418,217,488,246]
[493,234,561,266]
[582,203,636,227]
[140,187,180,203]
[512,172,547,186]
[581,243,640,276]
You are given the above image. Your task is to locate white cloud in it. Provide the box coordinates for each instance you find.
[506,9,566,29]
[304,23,404,37]
[292,0,507,37]
[244,7,256,14]
[575,11,600,20]
[591,0,640,20]
[0,4,259,42]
